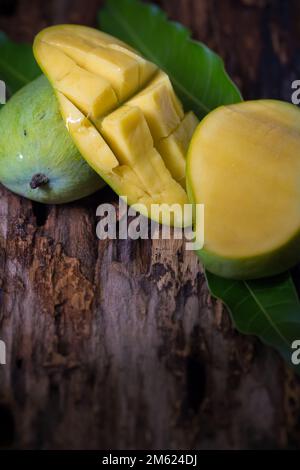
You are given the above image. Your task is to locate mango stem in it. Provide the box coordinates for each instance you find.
[30,173,49,189]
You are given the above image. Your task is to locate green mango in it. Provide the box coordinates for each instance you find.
[0,75,104,203]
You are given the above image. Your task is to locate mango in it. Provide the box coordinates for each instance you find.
[127,71,184,141]
[187,100,300,279]
[0,75,104,203]
[33,25,199,226]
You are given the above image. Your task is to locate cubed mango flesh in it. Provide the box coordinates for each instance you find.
[33,25,198,226]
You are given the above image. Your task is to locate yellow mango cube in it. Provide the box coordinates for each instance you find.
[128,72,184,141]
[101,105,163,192]
[157,112,199,181]
[33,25,195,227]
[108,44,157,87]
[57,93,119,173]
[35,42,75,81]
[84,46,139,101]
[56,66,118,119]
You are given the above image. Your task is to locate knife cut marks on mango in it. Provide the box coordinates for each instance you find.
[34,25,198,226]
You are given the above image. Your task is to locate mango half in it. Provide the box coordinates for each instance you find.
[33,25,199,226]
[0,75,103,203]
[187,100,300,280]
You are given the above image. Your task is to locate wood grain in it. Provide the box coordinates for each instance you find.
[0,0,300,450]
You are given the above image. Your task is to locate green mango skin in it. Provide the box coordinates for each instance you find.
[0,75,104,203]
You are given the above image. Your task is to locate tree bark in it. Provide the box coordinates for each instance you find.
[0,0,300,450]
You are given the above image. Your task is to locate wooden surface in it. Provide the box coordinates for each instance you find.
[0,0,300,450]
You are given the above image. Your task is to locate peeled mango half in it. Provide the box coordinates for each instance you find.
[0,74,104,203]
[33,25,199,226]
[187,100,300,280]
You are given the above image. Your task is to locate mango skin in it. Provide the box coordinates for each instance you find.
[186,100,300,280]
[0,75,104,204]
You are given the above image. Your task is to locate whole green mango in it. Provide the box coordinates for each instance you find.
[0,75,104,203]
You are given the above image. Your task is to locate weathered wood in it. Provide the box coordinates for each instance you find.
[0,0,300,450]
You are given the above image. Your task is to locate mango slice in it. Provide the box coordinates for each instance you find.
[57,67,118,119]
[127,72,184,141]
[35,42,118,122]
[52,24,136,50]
[85,46,140,101]
[59,94,189,226]
[187,100,300,279]
[157,112,199,183]
[58,93,119,173]
[38,25,156,102]
[36,24,135,56]
[108,44,157,87]
[101,106,161,190]
[101,105,188,200]
[145,71,184,118]
[34,25,197,227]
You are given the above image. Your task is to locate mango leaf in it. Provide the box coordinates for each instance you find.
[99,0,242,118]
[100,0,300,372]
[206,271,300,373]
[0,32,40,97]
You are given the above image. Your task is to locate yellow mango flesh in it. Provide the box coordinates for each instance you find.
[157,112,199,183]
[108,44,157,86]
[57,67,118,119]
[187,100,300,279]
[58,93,119,173]
[145,71,184,117]
[33,25,197,227]
[101,105,163,192]
[128,72,184,141]
[101,105,188,199]
[84,47,140,101]
[53,26,156,89]
[37,25,155,102]
[35,41,118,120]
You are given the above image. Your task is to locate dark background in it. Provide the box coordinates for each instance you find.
[0,0,300,450]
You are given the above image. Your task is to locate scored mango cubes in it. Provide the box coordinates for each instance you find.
[33,25,199,226]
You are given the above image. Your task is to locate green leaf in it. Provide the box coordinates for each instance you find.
[99,0,242,118]
[206,271,300,373]
[0,32,40,96]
